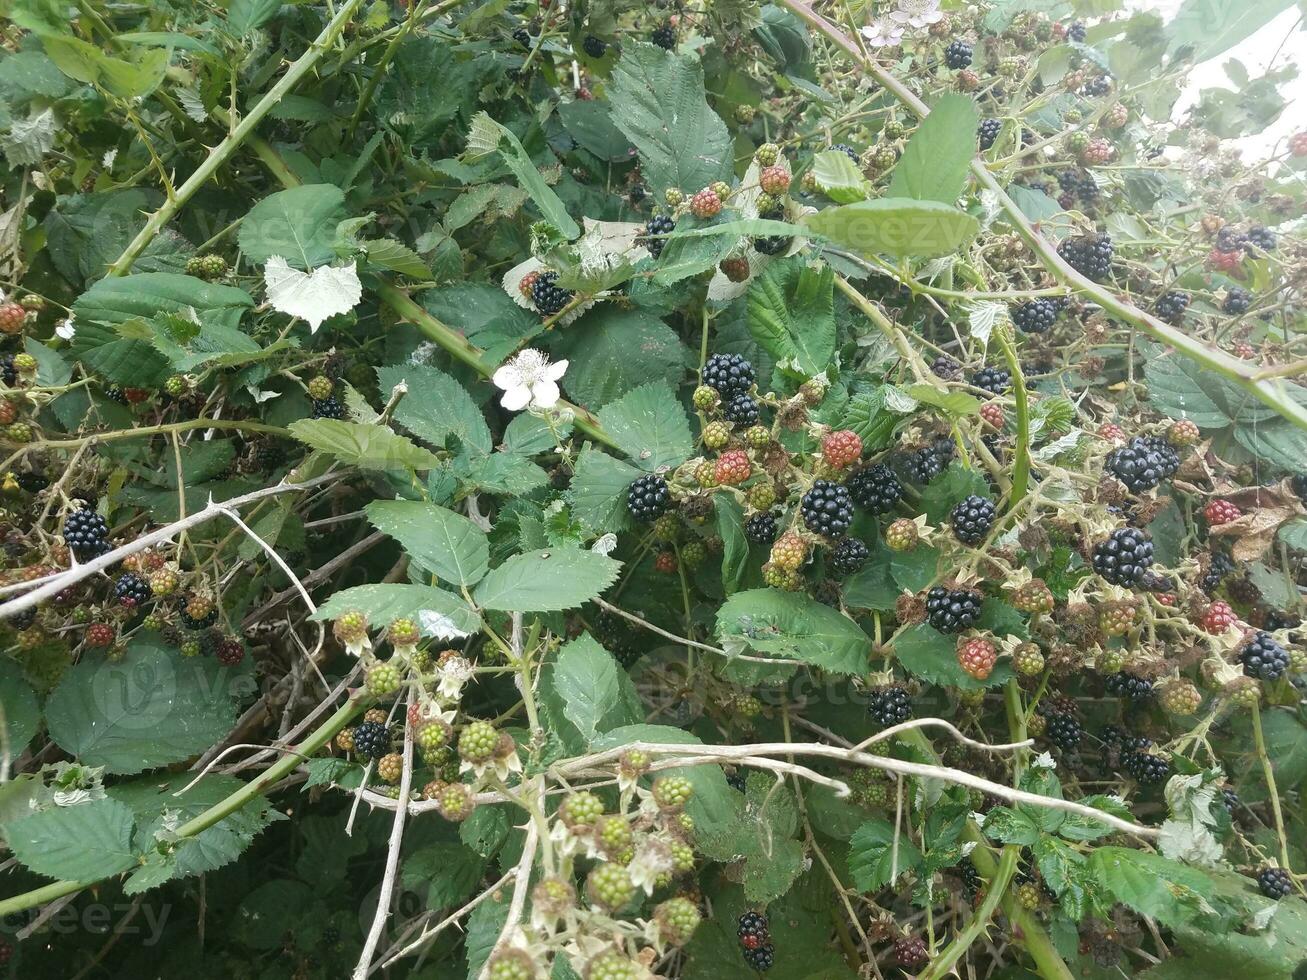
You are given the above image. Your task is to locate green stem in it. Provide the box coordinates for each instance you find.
[105,0,369,277]
[26,418,288,451]
[0,698,366,918]
[1251,702,1296,881]
[994,328,1030,507]
[919,845,1020,980]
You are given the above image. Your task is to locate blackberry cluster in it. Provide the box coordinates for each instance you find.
[1201,551,1235,595]
[530,272,573,315]
[737,912,774,972]
[829,537,869,575]
[511,26,530,45]
[1223,286,1251,314]
[1091,527,1154,586]
[1045,712,1082,751]
[867,686,912,728]
[63,507,110,559]
[352,720,391,760]
[1238,631,1290,681]
[904,438,955,484]
[1245,225,1276,252]
[1105,671,1153,702]
[1154,290,1190,323]
[640,214,676,259]
[651,22,676,49]
[753,200,790,255]
[702,353,755,396]
[978,118,1002,150]
[1106,436,1177,492]
[1257,867,1292,900]
[800,481,854,536]
[311,395,345,420]
[925,586,982,634]
[1057,233,1113,281]
[113,573,152,608]
[582,34,607,58]
[744,513,778,544]
[971,366,1010,396]
[627,474,671,523]
[1121,738,1170,785]
[950,495,996,545]
[832,143,859,164]
[944,39,973,69]
[1012,298,1057,334]
[846,463,902,514]
[723,392,760,426]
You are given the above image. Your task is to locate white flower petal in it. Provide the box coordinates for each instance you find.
[530,379,561,408]
[493,364,523,390]
[501,384,533,411]
[545,358,569,381]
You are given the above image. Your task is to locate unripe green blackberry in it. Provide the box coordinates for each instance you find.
[675,811,694,836]
[652,775,694,810]
[1011,579,1054,615]
[559,790,604,828]
[1096,648,1126,674]
[416,719,452,754]
[770,531,807,571]
[762,562,803,591]
[799,377,826,405]
[587,863,635,911]
[19,293,43,311]
[334,610,368,644]
[746,482,776,511]
[756,142,780,166]
[148,567,180,596]
[756,192,780,215]
[164,374,189,397]
[531,876,577,921]
[180,638,201,658]
[619,748,651,780]
[655,896,702,945]
[141,612,164,630]
[866,144,897,171]
[692,384,718,411]
[883,119,907,139]
[1016,881,1041,909]
[366,661,403,697]
[12,353,36,375]
[459,720,498,763]
[487,948,536,980]
[306,375,334,400]
[734,691,762,717]
[710,180,731,200]
[1159,679,1201,715]
[387,617,420,651]
[377,752,404,784]
[1013,643,1045,676]
[1167,418,1199,447]
[884,518,918,552]
[436,782,475,821]
[681,540,707,569]
[652,512,680,541]
[694,459,718,488]
[593,813,631,854]
[585,950,639,980]
[669,839,696,873]
[665,188,684,207]
[5,422,32,442]
[702,420,731,450]
[744,425,770,449]
[1226,676,1262,709]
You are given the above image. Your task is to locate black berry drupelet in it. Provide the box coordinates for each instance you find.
[582,34,607,58]
[640,214,676,259]
[1092,527,1154,586]
[723,392,760,426]
[1,354,15,386]
[1238,631,1290,681]
[1224,286,1251,314]
[978,118,1002,150]
[1154,290,1190,323]
[702,353,755,395]
[311,395,346,420]
[1057,233,1113,281]
[352,720,391,760]
[1245,225,1276,252]
[925,586,983,634]
[1013,298,1058,334]
[1105,671,1153,702]
[627,474,672,523]
[63,507,110,559]
[745,513,778,544]
[530,271,573,315]
[868,686,912,728]
[1257,867,1292,900]
[114,573,152,608]
[651,21,676,49]
[1106,436,1173,492]
[801,480,854,536]
[832,143,859,164]
[944,39,973,69]
[971,366,1011,396]
[1215,225,1247,252]
[951,495,996,545]
[846,463,902,514]
[1045,712,1082,751]
[829,536,869,575]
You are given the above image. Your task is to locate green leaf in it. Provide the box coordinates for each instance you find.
[458,452,549,496]
[918,462,991,524]
[44,643,238,774]
[403,843,488,910]
[1088,847,1216,928]
[840,386,898,453]
[473,549,622,612]
[554,306,693,409]
[287,419,441,471]
[464,887,509,979]
[238,185,348,269]
[502,413,573,456]
[41,35,169,99]
[982,806,1042,846]
[810,150,868,203]
[804,199,980,259]
[311,584,480,635]
[7,797,138,881]
[549,634,641,745]
[596,381,694,471]
[886,94,979,204]
[568,447,641,533]
[848,817,924,892]
[466,112,579,241]
[715,494,749,596]
[376,363,491,455]
[557,100,633,162]
[362,239,432,279]
[893,622,1013,690]
[0,659,40,759]
[1166,0,1296,60]
[747,257,836,377]
[906,383,981,418]
[227,0,282,33]
[607,42,733,196]
[366,500,490,586]
[716,589,869,674]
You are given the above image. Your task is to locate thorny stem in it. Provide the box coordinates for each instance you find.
[1251,702,1296,886]
[994,327,1031,507]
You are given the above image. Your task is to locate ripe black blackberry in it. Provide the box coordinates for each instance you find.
[1068,21,1087,41]
[1057,233,1113,281]
[1293,473,1307,504]
[582,34,607,58]
[1142,435,1180,478]
[1223,286,1251,314]
[1081,74,1112,97]
[15,471,47,493]
[113,573,152,608]
[1220,787,1240,816]
[944,39,972,69]
[1104,671,1153,702]
[950,494,996,545]
[628,183,646,205]
[753,200,791,256]
[1075,173,1100,204]
[63,507,110,559]
[742,943,775,971]
[1,354,15,385]
[1245,225,1276,252]
[311,395,345,420]
[1124,748,1170,785]
[931,355,960,380]
[627,474,671,523]
[1215,226,1247,252]
[1045,712,1082,751]
[1091,527,1154,586]
[832,143,859,163]
[737,911,770,941]
[959,859,983,897]
[971,366,1010,396]
[1257,866,1292,900]
[530,271,573,315]
[1106,436,1172,492]
[352,720,391,760]
[512,26,530,45]
[702,353,755,395]
[904,436,956,485]
[722,392,760,426]
[829,536,869,575]
[640,214,676,259]
[745,513,778,544]
[868,686,912,728]
[846,463,902,514]
[978,118,1002,150]
[1012,298,1057,334]
[925,586,982,634]
[1201,550,1235,595]
[801,480,853,536]
[651,21,676,49]
[1154,290,1190,323]
[1238,631,1289,681]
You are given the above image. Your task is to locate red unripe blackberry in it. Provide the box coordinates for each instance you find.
[689,187,722,219]
[719,256,750,282]
[884,517,917,551]
[86,622,115,647]
[1204,499,1241,526]
[819,429,862,469]
[759,166,790,196]
[980,402,1004,429]
[714,449,751,485]
[1012,579,1054,615]
[654,551,678,574]
[1201,600,1238,634]
[0,302,26,334]
[957,635,997,680]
